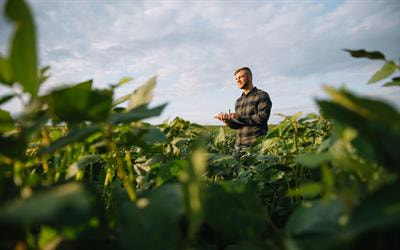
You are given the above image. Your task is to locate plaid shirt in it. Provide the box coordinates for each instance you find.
[228,87,272,147]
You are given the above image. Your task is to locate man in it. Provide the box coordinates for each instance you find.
[214,67,272,159]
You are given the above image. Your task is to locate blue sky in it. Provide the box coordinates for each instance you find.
[1,0,399,125]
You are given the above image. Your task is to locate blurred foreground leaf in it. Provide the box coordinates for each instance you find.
[5,0,38,96]
[0,109,15,133]
[119,184,184,250]
[368,61,397,84]
[346,181,400,237]
[383,77,400,87]
[128,76,156,110]
[287,182,322,198]
[203,181,268,244]
[109,103,167,125]
[343,49,385,60]
[286,199,345,236]
[0,183,93,227]
[297,152,332,168]
[0,134,26,158]
[318,87,400,172]
[0,94,15,105]
[0,55,13,85]
[45,80,112,123]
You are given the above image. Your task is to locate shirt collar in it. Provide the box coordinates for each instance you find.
[242,86,257,97]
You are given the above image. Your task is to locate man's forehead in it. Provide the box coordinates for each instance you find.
[235,70,248,76]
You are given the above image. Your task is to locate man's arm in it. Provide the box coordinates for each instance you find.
[237,93,272,126]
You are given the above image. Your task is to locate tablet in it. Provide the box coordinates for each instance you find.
[231,118,245,125]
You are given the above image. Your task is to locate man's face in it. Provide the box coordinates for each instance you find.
[235,70,251,89]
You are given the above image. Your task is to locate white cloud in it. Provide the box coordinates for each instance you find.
[1,0,399,125]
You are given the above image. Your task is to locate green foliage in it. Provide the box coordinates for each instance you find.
[0,1,399,249]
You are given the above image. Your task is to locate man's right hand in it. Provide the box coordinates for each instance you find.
[213,112,238,123]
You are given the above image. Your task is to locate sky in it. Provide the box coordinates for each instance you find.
[1,0,400,125]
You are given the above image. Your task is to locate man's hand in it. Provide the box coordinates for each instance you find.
[213,112,239,123]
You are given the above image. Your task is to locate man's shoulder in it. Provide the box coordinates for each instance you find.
[254,87,270,98]
[253,87,272,105]
[254,87,267,93]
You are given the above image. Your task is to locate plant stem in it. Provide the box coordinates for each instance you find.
[103,124,136,202]
[125,149,135,183]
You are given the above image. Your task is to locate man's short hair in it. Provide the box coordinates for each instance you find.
[234,67,252,77]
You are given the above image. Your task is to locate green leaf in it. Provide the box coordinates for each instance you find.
[39,125,101,155]
[0,109,15,133]
[368,61,397,84]
[38,66,50,85]
[343,49,386,60]
[346,182,400,237]
[45,80,113,122]
[127,76,156,110]
[142,127,167,144]
[109,103,167,125]
[116,76,133,87]
[45,80,90,120]
[112,93,130,107]
[6,0,38,96]
[38,226,59,250]
[203,181,268,244]
[0,134,26,158]
[291,111,302,121]
[225,242,267,250]
[0,94,15,105]
[109,76,134,90]
[286,199,345,236]
[287,182,323,198]
[297,152,332,168]
[383,77,400,87]
[265,126,279,139]
[119,184,184,250]
[114,127,149,149]
[180,144,208,239]
[0,183,93,227]
[66,155,101,179]
[0,54,13,85]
